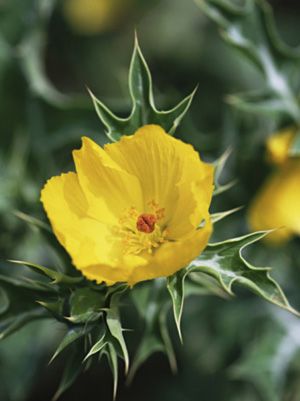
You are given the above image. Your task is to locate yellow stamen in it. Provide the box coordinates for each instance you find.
[115,201,167,255]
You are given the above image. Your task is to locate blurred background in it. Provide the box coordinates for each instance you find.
[1,0,300,400]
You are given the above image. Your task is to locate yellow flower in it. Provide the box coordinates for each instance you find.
[248,160,300,243]
[63,0,132,35]
[41,125,214,285]
[248,127,300,244]
[266,127,296,165]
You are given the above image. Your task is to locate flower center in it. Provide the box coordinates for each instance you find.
[115,201,168,255]
[136,213,156,233]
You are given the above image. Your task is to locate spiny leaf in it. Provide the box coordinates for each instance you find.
[167,269,190,343]
[191,231,299,315]
[67,287,105,324]
[37,299,64,317]
[14,211,72,270]
[9,260,83,285]
[0,273,53,292]
[213,148,236,196]
[52,343,85,401]
[0,276,50,340]
[127,327,164,384]
[83,333,107,362]
[13,210,51,232]
[211,206,243,224]
[185,272,229,299]
[50,326,92,364]
[0,309,47,341]
[128,280,174,382]
[106,287,129,373]
[159,303,177,373]
[197,0,300,122]
[106,343,119,401]
[89,35,196,142]
[167,262,228,342]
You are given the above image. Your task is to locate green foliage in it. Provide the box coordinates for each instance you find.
[52,341,86,401]
[167,231,299,342]
[197,0,300,152]
[194,232,298,313]
[89,35,196,141]
[1,31,299,401]
[129,280,177,382]
[15,0,86,108]
[9,260,83,285]
[213,148,236,196]
[106,286,130,374]
[49,326,89,363]
[0,274,49,340]
[230,310,300,401]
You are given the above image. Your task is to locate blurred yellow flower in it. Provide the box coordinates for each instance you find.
[63,0,132,35]
[41,125,214,285]
[248,160,300,243]
[248,127,300,244]
[266,127,296,165]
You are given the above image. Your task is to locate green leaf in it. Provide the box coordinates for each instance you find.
[52,343,85,401]
[130,282,152,317]
[128,280,175,382]
[230,311,300,401]
[89,35,195,142]
[83,332,107,362]
[69,287,105,315]
[197,0,300,122]
[226,89,292,117]
[213,148,236,196]
[13,210,52,233]
[167,263,228,342]
[158,303,177,373]
[106,343,119,401]
[13,211,73,270]
[0,309,47,340]
[0,286,10,315]
[106,287,129,373]
[191,231,299,315]
[104,343,118,400]
[66,288,105,324]
[186,272,229,299]
[167,269,190,343]
[0,275,49,340]
[0,273,53,292]
[211,206,243,224]
[9,260,83,285]
[50,326,92,364]
[37,299,64,318]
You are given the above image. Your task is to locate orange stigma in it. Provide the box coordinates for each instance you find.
[136,213,157,234]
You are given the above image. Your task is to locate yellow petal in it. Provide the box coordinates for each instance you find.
[128,219,213,285]
[105,125,214,235]
[73,136,143,225]
[168,175,213,239]
[81,219,212,285]
[41,126,214,285]
[41,172,121,280]
[266,127,296,165]
[248,160,300,244]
